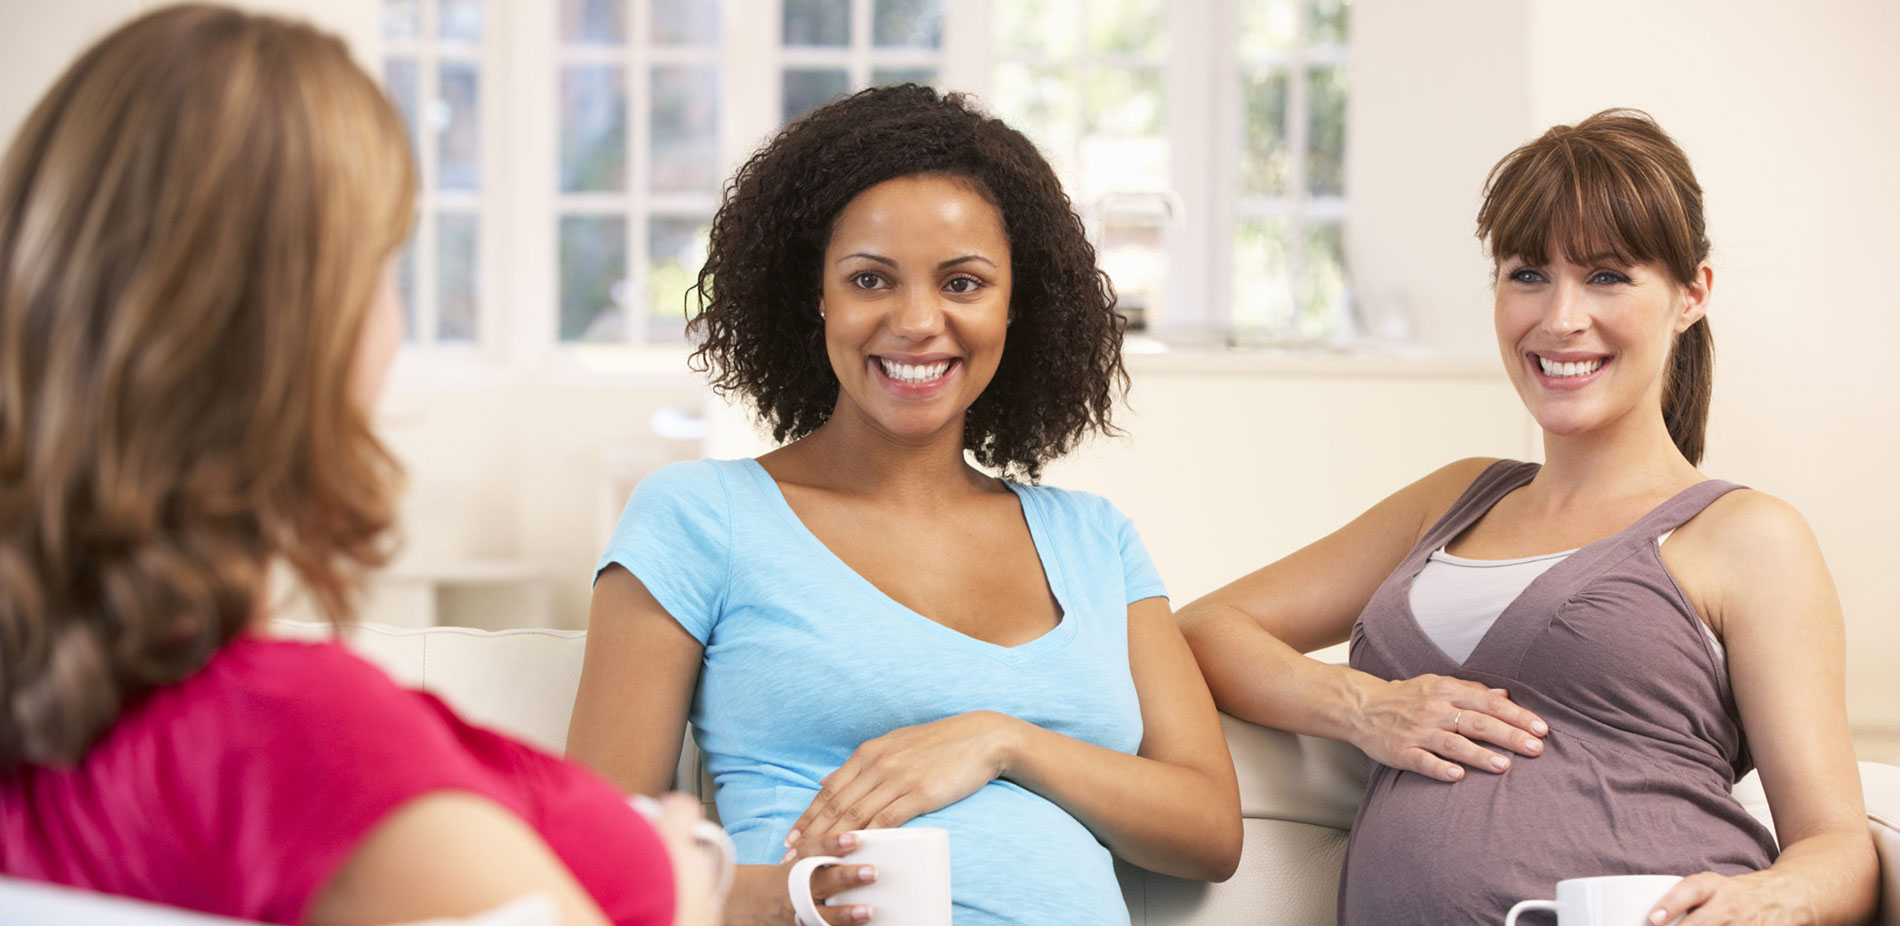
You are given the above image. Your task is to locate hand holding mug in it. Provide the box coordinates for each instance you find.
[1507,875,1682,926]
[789,828,951,926]
[1645,870,1805,926]
[629,793,733,926]
[773,833,878,925]
[1352,673,1548,782]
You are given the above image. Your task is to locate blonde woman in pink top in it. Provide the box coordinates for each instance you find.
[0,6,718,924]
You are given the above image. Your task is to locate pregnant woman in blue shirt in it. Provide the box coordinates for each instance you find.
[566,85,1241,925]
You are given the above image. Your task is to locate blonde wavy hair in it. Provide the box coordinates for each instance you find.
[0,4,416,767]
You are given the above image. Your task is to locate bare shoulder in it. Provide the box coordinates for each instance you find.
[1397,457,1505,538]
[1670,487,1835,638]
[1418,457,1504,497]
[1682,487,1824,565]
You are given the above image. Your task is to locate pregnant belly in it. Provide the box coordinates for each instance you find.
[1340,745,1776,926]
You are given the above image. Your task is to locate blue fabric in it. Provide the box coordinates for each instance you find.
[598,458,1167,926]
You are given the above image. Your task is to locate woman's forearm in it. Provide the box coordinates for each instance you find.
[724,864,793,926]
[1177,600,1378,746]
[1759,829,1879,925]
[996,715,1241,881]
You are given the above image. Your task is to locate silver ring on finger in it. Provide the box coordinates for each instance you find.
[1452,710,1464,732]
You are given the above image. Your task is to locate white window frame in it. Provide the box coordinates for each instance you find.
[1222,1,1352,344]
[384,0,1352,383]
[380,0,504,360]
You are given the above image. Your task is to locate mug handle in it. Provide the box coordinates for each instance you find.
[627,795,736,901]
[1505,899,1558,925]
[787,854,846,926]
[691,819,736,900]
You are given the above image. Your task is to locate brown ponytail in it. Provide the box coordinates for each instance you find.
[1664,318,1713,466]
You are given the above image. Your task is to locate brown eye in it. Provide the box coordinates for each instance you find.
[945,276,982,294]
[852,272,885,290]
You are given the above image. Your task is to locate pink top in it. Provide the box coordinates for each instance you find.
[0,637,674,925]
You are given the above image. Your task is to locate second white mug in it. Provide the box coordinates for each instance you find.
[788,827,951,926]
[1505,874,1684,926]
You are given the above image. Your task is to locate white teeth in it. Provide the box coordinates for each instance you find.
[878,358,952,384]
[1537,356,1605,378]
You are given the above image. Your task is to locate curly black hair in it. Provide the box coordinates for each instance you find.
[687,84,1126,482]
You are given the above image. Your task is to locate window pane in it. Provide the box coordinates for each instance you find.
[383,0,419,41]
[1085,66,1163,137]
[873,0,941,48]
[1232,216,1295,336]
[436,62,480,192]
[651,66,719,193]
[994,0,1079,59]
[782,68,851,122]
[437,213,479,342]
[560,66,627,192]
[988,62,1080,174]
[1309,0,1349,45]
[1298,220,1348,337]
[1078,68,1167,196]
[1099,204,1169,332]
[560,216,628,342]
[1305,65,1348,196]
[646,216,709,336]
[1240,67,1288,196]
[1239,0,1297,54]
[783,0,849,46]
[384,59,419,151]
[652,0,719,45]
[561,0,626,44]
[1089,0,1165,58]
[871,68,937,87]
[439,0,482,42]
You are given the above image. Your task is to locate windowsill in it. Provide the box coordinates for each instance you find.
[1119,341,1499,379]
[380,341,1502,393]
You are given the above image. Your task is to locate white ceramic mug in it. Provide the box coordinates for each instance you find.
[628,794,736,900]
[1505,875,1684,926]
[788,827,951,926]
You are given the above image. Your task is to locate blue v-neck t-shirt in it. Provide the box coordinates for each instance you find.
[596,458,1167,926]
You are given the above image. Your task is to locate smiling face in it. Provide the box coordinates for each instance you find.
[1495,253,1710,442]
[820,173,1013,444]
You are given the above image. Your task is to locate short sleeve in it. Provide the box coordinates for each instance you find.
[595,460,734,644]
[1109,502,1169,604]
[187,642,524,924]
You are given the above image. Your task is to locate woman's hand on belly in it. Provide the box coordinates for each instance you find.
[785,710,1012,854]
[1353,674,1548,782]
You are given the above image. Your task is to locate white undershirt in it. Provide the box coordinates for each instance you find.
[1406,531,1726,667]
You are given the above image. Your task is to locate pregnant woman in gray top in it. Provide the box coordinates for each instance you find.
[1179,109,1877,925]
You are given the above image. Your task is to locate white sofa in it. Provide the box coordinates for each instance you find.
[6,620,1896,925]
[293,621,1900,926]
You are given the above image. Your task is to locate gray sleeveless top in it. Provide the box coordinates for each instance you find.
[1339,461,1777,925]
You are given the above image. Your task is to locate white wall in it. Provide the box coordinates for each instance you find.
[1346,0,1529,354]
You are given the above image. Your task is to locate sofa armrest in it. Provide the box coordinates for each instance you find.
[1219,713,1368,829]
[1864,762,1900,926]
